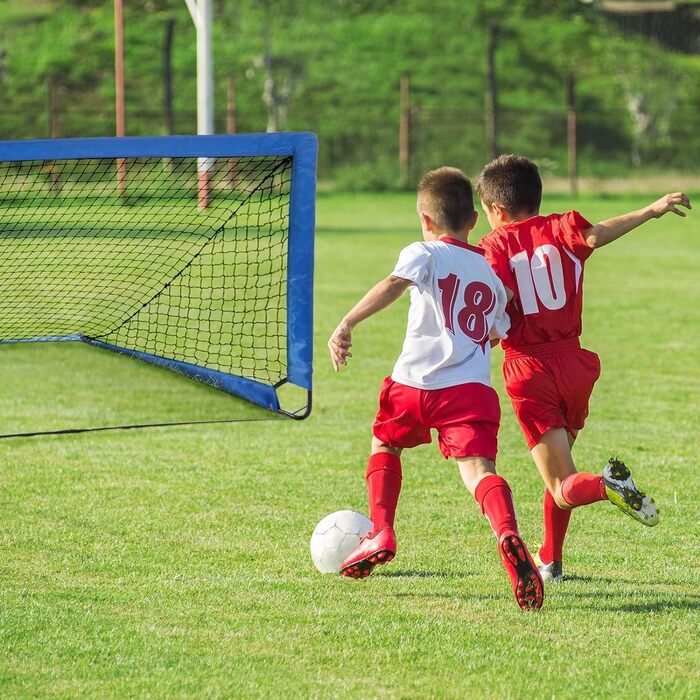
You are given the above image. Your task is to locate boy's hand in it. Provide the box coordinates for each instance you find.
[587,193,691,248]
[648,192,692,218]
[328,321,353,372]
[327,276,411,372]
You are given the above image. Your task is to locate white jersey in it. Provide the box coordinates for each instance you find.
[390,237,510,390]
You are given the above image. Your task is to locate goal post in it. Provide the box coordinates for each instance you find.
[0,132,317,426]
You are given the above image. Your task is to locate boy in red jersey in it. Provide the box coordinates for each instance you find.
[477,154,691,582]
[327,167,544,610]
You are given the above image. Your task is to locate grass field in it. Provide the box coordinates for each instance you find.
[1,191,699,698]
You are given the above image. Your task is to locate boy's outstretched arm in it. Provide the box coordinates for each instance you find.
[328,275,412,372]
[584,192,692,249]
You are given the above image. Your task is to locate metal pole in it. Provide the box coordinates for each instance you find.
[197,0,214,138]
[114,0,127,197]
[185,0,214,209]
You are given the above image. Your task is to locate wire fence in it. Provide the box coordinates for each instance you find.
[1,97,697,189]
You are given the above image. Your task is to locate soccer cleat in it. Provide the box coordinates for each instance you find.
[537,558,563,584]
[498,531,544,610]
[340,526,397,579]
[603,458,659,527]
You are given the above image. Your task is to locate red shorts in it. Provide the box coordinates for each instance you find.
[372,377,500,461]
[503,343,601,449]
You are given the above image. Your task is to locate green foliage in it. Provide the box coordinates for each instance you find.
[0,0,698,184]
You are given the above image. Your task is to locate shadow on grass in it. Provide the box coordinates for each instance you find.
[561,574,693,588]
[562,594,700,613]
[552,581,700,612]
[607,597,700,613]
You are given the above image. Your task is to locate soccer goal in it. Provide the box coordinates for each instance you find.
[0,132,316,433]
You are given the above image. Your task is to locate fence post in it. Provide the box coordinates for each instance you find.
[46,76,62,192]
[114,0,127,198]
[164,17,175,136]
[485,22,499,161]
[47,75,61,139]
[566,73,578,197]
[227,74,237,187]
[399,73,411,187]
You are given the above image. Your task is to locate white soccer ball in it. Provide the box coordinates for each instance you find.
[310,510,372,574]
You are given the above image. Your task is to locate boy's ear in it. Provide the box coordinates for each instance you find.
[467,209,478,230]
[419,211,434,231]
[491,202,508,220]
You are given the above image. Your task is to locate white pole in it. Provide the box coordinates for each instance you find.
[185,0,214,208]
[198,0,213,137]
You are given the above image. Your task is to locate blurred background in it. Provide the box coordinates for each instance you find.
[0,0,698,192]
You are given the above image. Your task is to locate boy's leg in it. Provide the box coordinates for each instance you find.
[531,428,604,579]
[341,438,402,579]
[341,377,432,579]
[530,428,607,510]
[458,457,543,611]
[539,489,571,582]
[366,439,403,534]
[532,429,659,576]
[504,352,602,577]
[531,427,659,522]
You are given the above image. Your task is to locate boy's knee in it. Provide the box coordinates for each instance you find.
[371,435,401,456]
[551,486,572,510]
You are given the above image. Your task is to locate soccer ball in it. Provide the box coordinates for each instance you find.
[310,510,372,574]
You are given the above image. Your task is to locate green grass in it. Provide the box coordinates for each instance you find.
[1,192,699,698]
[0,189,290,386]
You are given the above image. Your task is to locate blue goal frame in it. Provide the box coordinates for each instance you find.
[0,132,317,420]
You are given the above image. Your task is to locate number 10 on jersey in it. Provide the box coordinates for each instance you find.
[509,244,569,315]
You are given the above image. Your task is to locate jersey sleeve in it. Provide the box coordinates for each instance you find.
[557,211,594,261]
[488,269,510,341]
[478,233,516,294]
[391,242,432,293]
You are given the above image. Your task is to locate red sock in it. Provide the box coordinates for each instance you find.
[539,488,572,564]
[474,474,518,539]
[366,453,402,533]
[560,472,608,507]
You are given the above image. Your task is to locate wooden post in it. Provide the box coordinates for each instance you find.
[227,74,237,188]
[227,74,237,135]
[399,73,410,187]
[163,17,175,136]
[485,22,499,161]
[566,73,578,197]
[114,0,127,198]
[46,76,62,192]
[47,76,61,139]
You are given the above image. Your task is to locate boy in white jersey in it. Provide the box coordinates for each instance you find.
[328,167,544,610]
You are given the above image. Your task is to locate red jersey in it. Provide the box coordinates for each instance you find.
[478,212,594,351]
